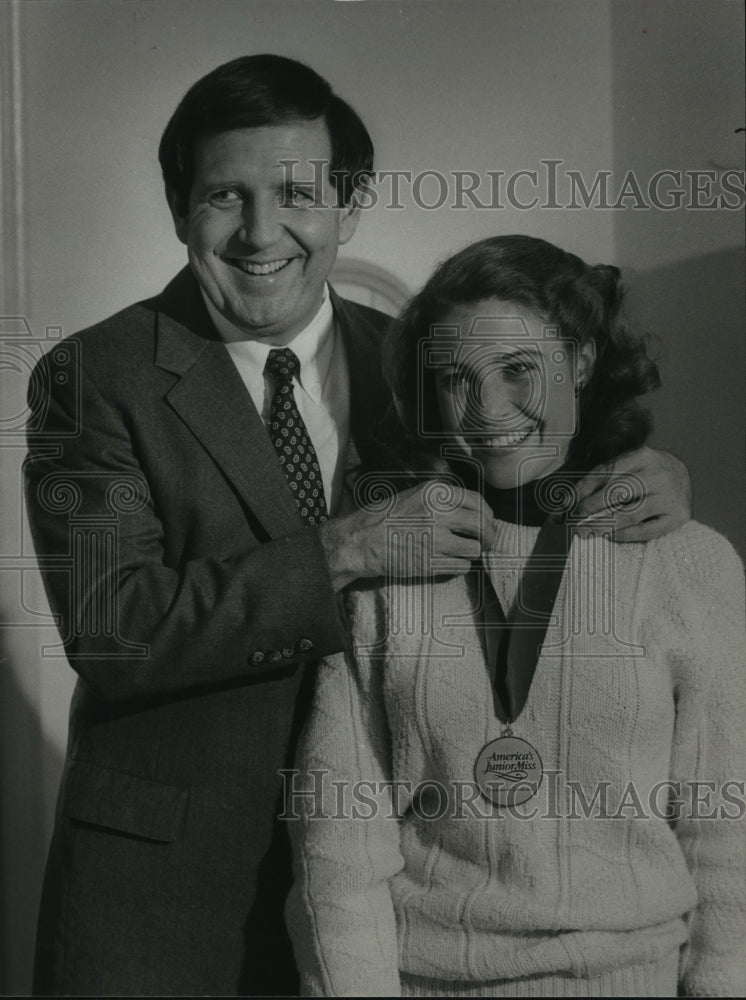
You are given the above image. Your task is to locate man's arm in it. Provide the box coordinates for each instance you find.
[25,347,498,698]
[319,445,692,592]
[319,482,496,592]
[24,351,349,702]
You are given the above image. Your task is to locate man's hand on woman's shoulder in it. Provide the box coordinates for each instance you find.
[574,446,692,542]
[319,481,497,591]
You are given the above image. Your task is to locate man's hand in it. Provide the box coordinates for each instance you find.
[320,481,496,591]
[574,446,692,542]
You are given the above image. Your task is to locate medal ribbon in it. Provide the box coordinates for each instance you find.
[485,513,572,725]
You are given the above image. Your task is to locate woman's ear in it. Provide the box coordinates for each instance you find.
[577,338,596,389]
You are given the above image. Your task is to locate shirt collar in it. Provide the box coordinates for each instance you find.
[201,286,335,404]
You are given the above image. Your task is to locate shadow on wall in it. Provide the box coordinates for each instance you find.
[624,246,745,559]
[0,624,63,994]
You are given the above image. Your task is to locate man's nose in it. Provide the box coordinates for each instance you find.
[237,196,282,249]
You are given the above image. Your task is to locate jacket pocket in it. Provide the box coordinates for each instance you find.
[65,759,188,842]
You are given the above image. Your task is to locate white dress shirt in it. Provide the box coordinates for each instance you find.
[201,286,351,515]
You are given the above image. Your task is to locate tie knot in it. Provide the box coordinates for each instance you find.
[265,347,300,383]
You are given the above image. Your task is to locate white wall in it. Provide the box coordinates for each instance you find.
[1,0,742,992]
[18,0,617,340]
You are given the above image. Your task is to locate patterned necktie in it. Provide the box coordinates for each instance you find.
[265,347,328,526]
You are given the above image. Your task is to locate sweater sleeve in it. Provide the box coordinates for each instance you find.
[650,524,746,997]
[285,585,405,997]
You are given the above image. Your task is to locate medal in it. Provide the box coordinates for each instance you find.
[474,511,570,807]
[474,727,544,807]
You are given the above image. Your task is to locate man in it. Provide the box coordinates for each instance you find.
[25,55,690,996]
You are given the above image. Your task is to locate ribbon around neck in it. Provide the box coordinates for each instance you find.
[483,514,571,725]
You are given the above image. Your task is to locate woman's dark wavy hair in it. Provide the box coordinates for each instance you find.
[159,54,374,214]
[382,234,661,475]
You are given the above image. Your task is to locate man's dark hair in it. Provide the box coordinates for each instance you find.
[159,54,374,213]
[384,234,661,473]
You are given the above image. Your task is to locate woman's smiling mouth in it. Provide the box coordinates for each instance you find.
[471,425,536,448]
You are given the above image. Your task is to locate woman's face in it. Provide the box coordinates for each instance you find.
[432,298,595,488]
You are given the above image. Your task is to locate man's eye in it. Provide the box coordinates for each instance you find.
[209,190,241,207]
[285,187,317,207]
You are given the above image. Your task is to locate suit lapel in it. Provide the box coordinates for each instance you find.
[154,269,302,538]
[152,272,392,538]
[330,289,392,467]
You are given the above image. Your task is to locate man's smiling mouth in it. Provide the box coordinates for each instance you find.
[227,258,293,275]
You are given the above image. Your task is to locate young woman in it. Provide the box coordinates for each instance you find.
[286,236,745,997]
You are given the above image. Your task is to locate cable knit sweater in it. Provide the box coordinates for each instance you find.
[286,520,746,997]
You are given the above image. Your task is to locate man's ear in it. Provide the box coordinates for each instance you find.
[577,338,596,388]
[337,198,361,246]
[165,186,189,245]
[337,175,373,246]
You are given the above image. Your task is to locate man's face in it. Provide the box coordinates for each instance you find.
[169,119,360,345]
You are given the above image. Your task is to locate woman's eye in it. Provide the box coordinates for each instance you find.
[503,359,532,378]
[438,371,468,391]
[209,190,241,207]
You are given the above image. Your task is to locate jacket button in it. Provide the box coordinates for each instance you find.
[250,651,265,665]
[267,649,282,663]
[297,638,313,653]
[281,648,294,659]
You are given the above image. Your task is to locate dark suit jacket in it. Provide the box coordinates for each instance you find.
[25,268,393,996]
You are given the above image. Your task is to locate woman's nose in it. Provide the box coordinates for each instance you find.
[469,376,523,428]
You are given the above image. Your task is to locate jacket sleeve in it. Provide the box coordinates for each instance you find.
[654,525,746,997]
[23,346,349,702]
[285,587,405,997]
